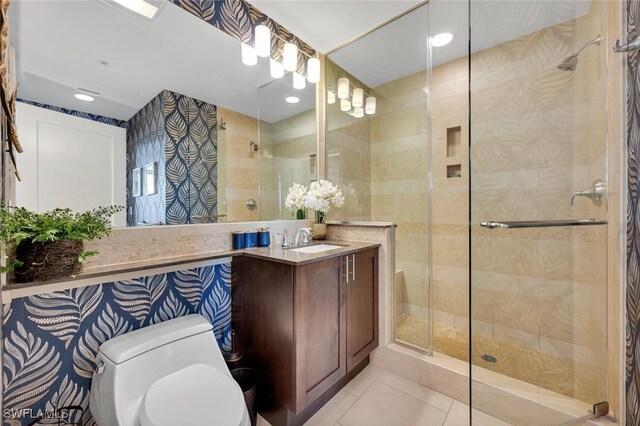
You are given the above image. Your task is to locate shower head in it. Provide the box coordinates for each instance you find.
[557,55,578,71]
[557,34,602,71]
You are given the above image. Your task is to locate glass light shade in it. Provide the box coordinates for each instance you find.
[354,107,364,118]
[352,88,364,107]
[327,91,336,104]
[283,43,298,71]
[241,43,257,66]
[270,58,284,78]
[340,99,351,112]
[307,57,320,83]
[365,96,376,114]
[337,77,350,99]
[255,25,271,57]
[293,72,306,89]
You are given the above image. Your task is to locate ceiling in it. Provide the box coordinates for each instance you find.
[11,0,314,123]
[324,0,591,88]
[250,0,424,54]
[12,0,592,123]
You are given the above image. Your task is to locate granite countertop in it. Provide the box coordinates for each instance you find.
[241,240,380,266]
[2,240,380,297]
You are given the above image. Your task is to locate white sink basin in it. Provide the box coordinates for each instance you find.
[290,244,345,254]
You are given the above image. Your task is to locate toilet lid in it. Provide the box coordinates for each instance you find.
[138,364,246,426]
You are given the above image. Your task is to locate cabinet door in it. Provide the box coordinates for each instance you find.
[346,248,379,371]
[294,257,346,411]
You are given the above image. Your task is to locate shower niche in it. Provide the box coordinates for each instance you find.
[446,126,462,178]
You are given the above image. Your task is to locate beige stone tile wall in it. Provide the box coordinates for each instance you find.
[217,107,260,222]
[467,1,611,405]
[370,70,431,332]
[368,0,617,405]
[259,109,317,220]
[325,59,373,223]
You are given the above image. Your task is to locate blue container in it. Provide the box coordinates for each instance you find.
[258,231,270,247]
[232,232,245,250]
[244,231,258,248]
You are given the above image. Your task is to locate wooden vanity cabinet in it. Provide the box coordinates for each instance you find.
[233,247,378,426]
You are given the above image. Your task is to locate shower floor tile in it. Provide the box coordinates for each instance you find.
[394,314,599,403]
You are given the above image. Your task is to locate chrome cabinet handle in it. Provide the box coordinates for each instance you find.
[343,256,350,283]
[350,254,356,282]
[613,37,640,53]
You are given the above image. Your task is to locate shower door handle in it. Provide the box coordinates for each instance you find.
[480,219,607,229]
[613,37,640,52]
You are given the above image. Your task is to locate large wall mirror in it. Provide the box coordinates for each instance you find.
[10,0,319,227]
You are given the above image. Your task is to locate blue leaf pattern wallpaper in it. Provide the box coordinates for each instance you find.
[126,90,218,226]
[126,93,167,227]
[2,263,232,426]
[627,0,640,422]
[15,99,127,128]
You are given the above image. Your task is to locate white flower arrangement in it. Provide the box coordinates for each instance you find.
[284,183,308,213]
[304,180,345,222]
[285,180,348,222]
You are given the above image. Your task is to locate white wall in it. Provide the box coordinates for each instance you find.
[16,102,127,227]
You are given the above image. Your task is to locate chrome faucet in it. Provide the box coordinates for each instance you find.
[293,228,313,247]
[570,179,606,206]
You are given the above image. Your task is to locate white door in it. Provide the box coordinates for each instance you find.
[16,102,127,227]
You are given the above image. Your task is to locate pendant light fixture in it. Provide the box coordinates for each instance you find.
[337,78,350,99]
[255,25,271,57]
[340,99,351,112]
[241,43,257,66]
[352,88,364,108]
[307,57,320,83]
[327,91,336,104]
[283,42,298,71]
[239,25,321,90]
[270,58,284,78]
[365,96,376,114]
[293,72,306,89]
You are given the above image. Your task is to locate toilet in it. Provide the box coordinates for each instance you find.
[89,314,251,426]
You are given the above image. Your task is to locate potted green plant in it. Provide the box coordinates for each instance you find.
[0,205,123,283]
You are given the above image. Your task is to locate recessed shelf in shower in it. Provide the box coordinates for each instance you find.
[446,126,462,178]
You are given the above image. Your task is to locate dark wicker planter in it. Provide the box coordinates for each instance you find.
[14,240,84,283]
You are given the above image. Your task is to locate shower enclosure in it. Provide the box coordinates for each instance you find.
[325,0,622,423]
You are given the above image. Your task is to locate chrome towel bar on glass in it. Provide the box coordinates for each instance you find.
[480,219,608,230]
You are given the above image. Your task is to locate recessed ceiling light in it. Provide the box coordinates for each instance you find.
[104,0,159,19]
[285,96,300,104]
[431,32,453,47]
[75,93,95,102]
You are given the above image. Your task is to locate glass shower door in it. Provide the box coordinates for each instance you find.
[469,0,611,424]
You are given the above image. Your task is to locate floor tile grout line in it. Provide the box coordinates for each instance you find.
[334,390,361,425]
[371,377,451,418]
[375,371,455,415]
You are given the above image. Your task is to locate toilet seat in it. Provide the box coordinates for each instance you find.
[137,364,247,426]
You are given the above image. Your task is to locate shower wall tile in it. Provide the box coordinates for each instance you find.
[217,107,259,222]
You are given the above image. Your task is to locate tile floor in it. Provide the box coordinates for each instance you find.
[256,365,511,426]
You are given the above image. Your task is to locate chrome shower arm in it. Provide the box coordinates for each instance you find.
[575,35,602,55]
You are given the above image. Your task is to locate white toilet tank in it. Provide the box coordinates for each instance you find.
[90,314,236,426]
